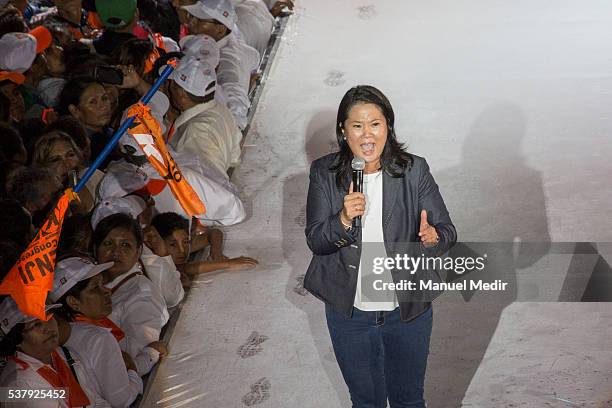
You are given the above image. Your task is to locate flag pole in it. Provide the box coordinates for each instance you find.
[74,63,176,194]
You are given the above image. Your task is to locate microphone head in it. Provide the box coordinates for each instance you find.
[351,157,366,171]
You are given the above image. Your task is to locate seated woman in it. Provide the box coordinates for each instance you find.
[91,196,185,309]
[32,131,103,213]
[49,256,143,407]
[0,298,109,407]
[92,213,169,376]
[151,212,258,285]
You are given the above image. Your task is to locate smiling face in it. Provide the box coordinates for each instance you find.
[45,139,81,184]
[19,317,59,360]
[343,102,388,173]
[67,274,113,320]
[96,227,141,279]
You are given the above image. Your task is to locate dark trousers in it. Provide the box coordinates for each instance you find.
[325,304,433,408]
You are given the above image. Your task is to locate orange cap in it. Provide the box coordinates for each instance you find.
[0,71,26,84]
[28,26,52,54]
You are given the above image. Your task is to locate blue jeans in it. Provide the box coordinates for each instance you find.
[325,305,433,408]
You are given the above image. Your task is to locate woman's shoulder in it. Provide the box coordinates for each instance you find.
[310,152,339,171]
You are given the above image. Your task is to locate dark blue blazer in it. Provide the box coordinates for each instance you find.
[304,153,457,321]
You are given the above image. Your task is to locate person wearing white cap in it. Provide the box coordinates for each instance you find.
[97,141,247,226]
[232,0,274,57]
[168,55,243,179]
[181,0,260,130]
[49,256,144,407]
[179,33,232,115]
[0,26,53,124]
[0,298,109,407]
[91,196,186,309]
[92,212,170,376]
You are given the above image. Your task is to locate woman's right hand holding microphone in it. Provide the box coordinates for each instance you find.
[340,182,366,229]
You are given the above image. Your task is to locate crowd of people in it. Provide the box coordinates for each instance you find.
[0,0,292,406]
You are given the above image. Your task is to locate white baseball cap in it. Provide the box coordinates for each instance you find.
[48,257,114,302]
[0,27,53,73]
[170,55,216,97]
[0,298,61,336]
[181,0,237,32]
[91,195,147,229]
[179,34,220,68]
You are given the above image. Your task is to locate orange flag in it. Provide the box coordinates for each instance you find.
[126,102,206,217]
[0,191,72,320]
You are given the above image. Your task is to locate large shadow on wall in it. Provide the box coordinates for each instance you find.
[281,110,350,405]
[426,102,551,407]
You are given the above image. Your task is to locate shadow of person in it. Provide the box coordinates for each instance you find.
[281,110,351,406]
[426,102,551,408]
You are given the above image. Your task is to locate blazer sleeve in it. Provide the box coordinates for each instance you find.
[305,161,357,255]
[417,159,457,256]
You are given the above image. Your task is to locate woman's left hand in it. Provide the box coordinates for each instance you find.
[418,210,439,248]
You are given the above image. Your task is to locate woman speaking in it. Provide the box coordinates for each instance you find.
[304,85,456,408]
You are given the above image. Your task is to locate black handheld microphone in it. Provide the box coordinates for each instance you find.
[351,157,365,228]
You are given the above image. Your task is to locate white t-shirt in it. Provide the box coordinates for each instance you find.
[65,323,143,407]
[353,171,399,311]
[106,263,169,376]
[0,350,110,407]
[141,246,185,308]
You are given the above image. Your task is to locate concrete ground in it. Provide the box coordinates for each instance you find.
[141,1,612,407]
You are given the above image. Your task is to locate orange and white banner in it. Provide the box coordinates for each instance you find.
[0,191,72,320]
[126,103,206,217]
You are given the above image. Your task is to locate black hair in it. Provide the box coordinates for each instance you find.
[0,6,27,37]
[330,85,413,190]
[0,200,32,248]
[44,116,89,157]
[137,0,181,41]
[111,38,155,77]
[151,51,183,82]
[57,77,101,116]
[5,166,61,212]
[16,118,45,164]
[92,213,144,253]
[151,212,189,239]
[55,277,92,322]
[0,238,22,282]
[0,93,10,122]
[0,122,24,163]
[57,213,94,259]
[0,322,24,357]
[62,41,95,75]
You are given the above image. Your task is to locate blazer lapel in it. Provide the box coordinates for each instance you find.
[383,172,402,228]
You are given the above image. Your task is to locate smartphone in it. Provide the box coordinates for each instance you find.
[93,65,124,85]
